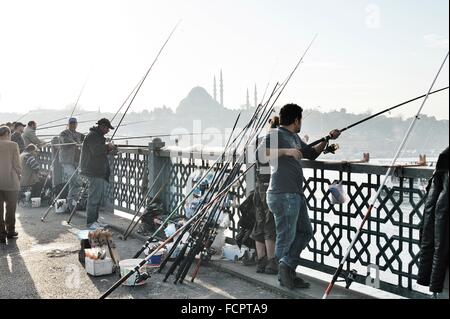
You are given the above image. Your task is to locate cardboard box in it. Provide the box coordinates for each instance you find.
[85,257,114,276]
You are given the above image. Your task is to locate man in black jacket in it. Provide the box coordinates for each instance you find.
[80,118,115,229]
[417,147,449,297]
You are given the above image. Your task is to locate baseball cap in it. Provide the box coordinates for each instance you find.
[14,122,25,129]
[96,118,114,130]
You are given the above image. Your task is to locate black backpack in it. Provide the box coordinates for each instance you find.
[236,192,256,249]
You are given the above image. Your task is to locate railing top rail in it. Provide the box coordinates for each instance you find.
[117,146,150,155]
[300,160,434,179]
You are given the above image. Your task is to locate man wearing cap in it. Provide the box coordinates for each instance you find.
[59,118,85,213]
[11,122,26,153]
[79,118,116,229]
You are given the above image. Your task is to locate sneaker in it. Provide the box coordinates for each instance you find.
[256,256,267,273]
[264,258,278,275]
[6,232,18,239]
[0,238,6,244]
[279,262,295,289]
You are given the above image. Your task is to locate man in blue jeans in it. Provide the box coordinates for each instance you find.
[264,104,340,289]
[79,118,116,229]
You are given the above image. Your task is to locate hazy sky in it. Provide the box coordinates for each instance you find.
[0,0,448,119]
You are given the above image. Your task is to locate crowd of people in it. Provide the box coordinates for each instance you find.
[0,117,117,244]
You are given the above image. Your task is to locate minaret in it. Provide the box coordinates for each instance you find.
[213,76,217,102]
[254,84,258,108]
[246,88,250,109]
[219,69,224,107]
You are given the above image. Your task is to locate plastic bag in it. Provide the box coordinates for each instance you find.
[329,181,347,204]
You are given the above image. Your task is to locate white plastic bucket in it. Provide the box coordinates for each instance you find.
[55,199,67,213]
[31,197,41,208]
[119,259,146,286]
[222,244,244,261]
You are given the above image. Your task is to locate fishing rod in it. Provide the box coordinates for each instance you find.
[166,71,304,283]
[66,179,88,225]
[70,78,88,117]
[158,113,248,275]
[37,76,92,221]
[159,162,231,278]
[37,119,97,131]
[169,36,319,284]
[38,119,147,137]
[133,43,307,263]
[111,80,141,123]
[122,180,169,240]
[161,114,244,280]
[121,163,168,239]
[323,51,449,299]
[132,82,280,260]
[32,77,88,128]
[111,20,181,140]
[41,167,78,222]
[307,86,450,151]
[112,132,219,142]
[161,75,287,283]
[38,112,85,127]
[14,110,32,123]
[99,163,255,299]
[174,166,241,284]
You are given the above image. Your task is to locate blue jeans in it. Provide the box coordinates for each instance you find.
[266,193,313,271]
[83,176,105,226]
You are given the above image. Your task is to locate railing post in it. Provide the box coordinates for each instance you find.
[148,138,171,211]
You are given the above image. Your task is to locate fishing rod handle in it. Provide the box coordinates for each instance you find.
[178,238,206,284]
[100,258,147,299]
[163,241,189,282]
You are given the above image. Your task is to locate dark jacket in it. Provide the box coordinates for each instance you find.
[79,126,109,179]
[11,131,25,153]
[417,147,449,293]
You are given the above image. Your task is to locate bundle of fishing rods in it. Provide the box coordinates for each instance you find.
[99,35,318,299]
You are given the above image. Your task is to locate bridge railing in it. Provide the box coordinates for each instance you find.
[38,142,434,298]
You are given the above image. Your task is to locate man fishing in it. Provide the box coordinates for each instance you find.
[79,118,116,230]
[264,103,340,289]
[59,117,85,214]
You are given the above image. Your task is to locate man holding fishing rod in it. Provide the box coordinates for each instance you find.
[79,118,116,229]
[59,117,85,214]
[263,103,340,289]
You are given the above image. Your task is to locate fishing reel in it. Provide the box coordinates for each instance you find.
[134,268,151,285]
[336,269,358,289]
[323,141,339,154]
